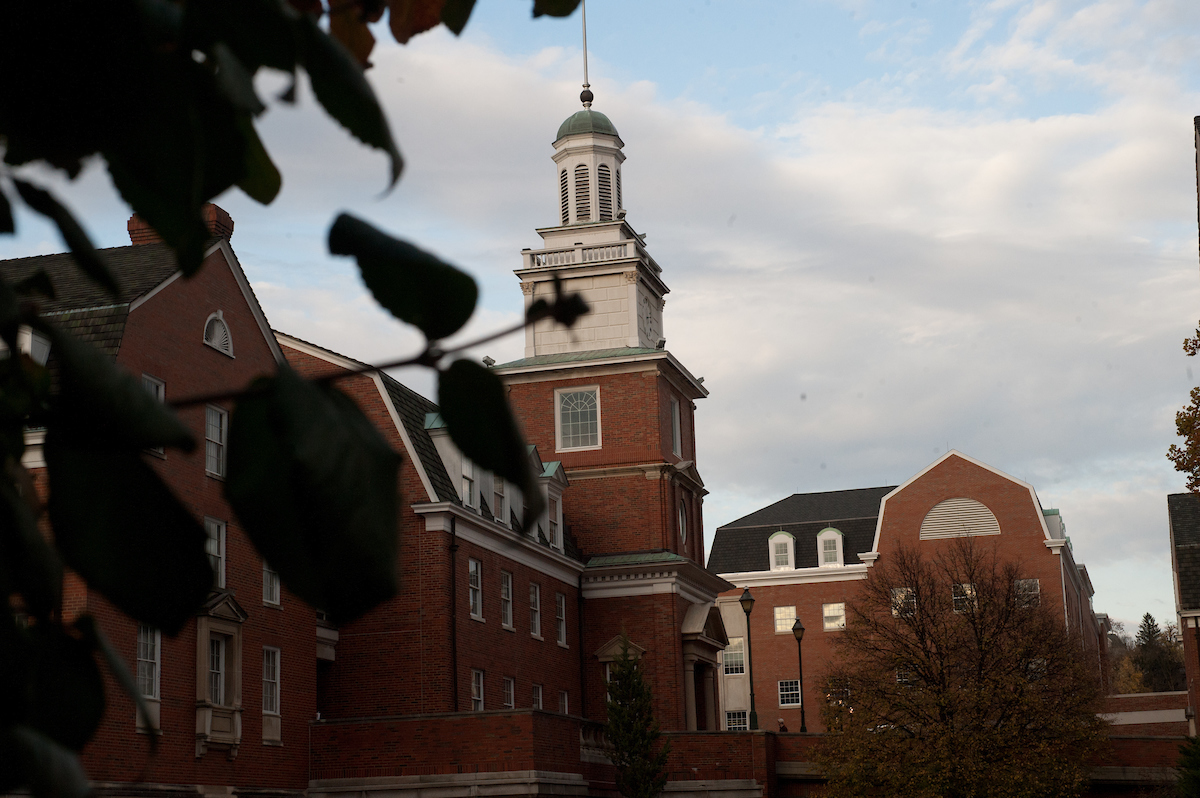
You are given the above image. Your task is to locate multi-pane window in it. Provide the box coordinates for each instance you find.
[503,677,515,709]
[556,593,567,645]
[670,397,682,456]
[558,389,599,449]
[143,375,166,455]
[549,498,561,550]
[1016,578,1040,608]
[896,667,913,686]
[774,540,790,569]
[468,558,482,619]
[209,636,226,705]
[471,669,484,711]
[558,690,569,714]
[891,587,916,618]
[461,457,475,508]
[500,571,513,628]
[774,605,797,633]
[822,538,838,565]
[263,561,280,605]
[532,684,543,710]
[205,405,228,477]
[137,625,160,699]
[530,583,542,636]
[493,478,507,524]
[823,602,846,631]
[779,680,801,706]
[952,583,977,613]
[204,517,226,588]
[263,648,280,714]
[726,710,749,731]
[723,637,745,675]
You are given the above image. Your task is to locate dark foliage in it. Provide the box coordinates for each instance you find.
[605,634,670,798]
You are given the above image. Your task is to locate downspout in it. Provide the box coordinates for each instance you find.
[578,570,587,718]
[449,515,459,711]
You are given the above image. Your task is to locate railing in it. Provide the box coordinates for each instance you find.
[529,242,632,269]
[580,720,613,764]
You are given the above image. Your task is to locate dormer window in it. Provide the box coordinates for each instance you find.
[817,527,844,567]
[203,311,233,357]
[768,531,794,570]
[461,457,475,508]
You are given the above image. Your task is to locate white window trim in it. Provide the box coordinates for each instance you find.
[723,637,745,675]
[678,498,688,546]
[726,710,748,731]
[262,647,280,715]
[204,517,226,589]
[558,689,569,715]
[493,477,508,526]
[471,669,484,711]
[1016,578,1040,608]
[817,527,844,568]
[554,385,602,453]
[532,683,543,709]
[500,571,514,630]
[892,586,916,618]
[822,602,846,631]
[203,310,234,357]
[503,676,515,709]
[953,582,977,613]
[205,405,228,478]
[209,635,227,706]
[530,583,543,639]
[768,531,794,571]
[468,558,483,621]
[137,625,161,700]
[143,375,166,456]
[461,457,476,509]
[555,592,568,647]
[670,397,682,456]
[773,605,797,634]
[549,496,563,551]
[778,679,801,707]
[263,560,280,606]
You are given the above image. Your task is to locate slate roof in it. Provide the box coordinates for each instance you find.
[1168,492,1200,610]
[707,486,896,575]
[379,373,459,504]
[0,243,183,358]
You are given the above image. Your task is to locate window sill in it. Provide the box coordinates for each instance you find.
[263,739,284,747]
[531,633,544,641]
[470,615,485,623]
[206,471,227,481]
[144,448,167,460]
[502,624,515,632]
[263,601,282,610]
[555,443,602,454]
[557,641,570,649]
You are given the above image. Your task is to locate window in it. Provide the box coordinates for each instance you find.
[774,605,797,634]
[530,583,542,637]
[827,677,851,707]
[559,169,569,225]
[1025,657,1048,682]
[598,164,613,220]
[503,677,515,709]
[557,387,600,450]
[896,667,913,686]
[817,527,843,567]
[493,478,507,525]
[558,690,569,714]
[670,397,682,456]
[726,710,748,731]
[556,593,567,646]
[769,532,794,570]
[209,635,227,705]
[549,497,561,550]
[1016,578,1040,608]
[263,560,280,605]
[468,558,482,619]
[574,164,590,221]
[604,662,613,703]
[205,405,228,477]
[143,375,166,455]
[461,457,475,508]
[723,637,744,675]
[500,571,513,629]
[779,680,801,706]
[677,499,687,545]
[263,647,280,714]
[203,311,233,356]
[953,583,977,613]
[204,517,225,588]
[471,669,484,711]
[137,625,160,699]
[823,602,846,631]
[891,587,916,618]
[532,684,543,710]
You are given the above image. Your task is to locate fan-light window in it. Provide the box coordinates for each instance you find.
[203,312,233,356]
[574,164,590,221]
[598,164,613,220]
[919,497,1001,539]
[558,388,599,449]
[559,169,569,225]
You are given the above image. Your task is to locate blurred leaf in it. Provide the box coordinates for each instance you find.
[299,15,402,186]
[387,0,444,44]
[0,467,62,620]
[328,213,477,340]
[13,270,55,300]
[74,615,156,754]
[182,0,298,74]
[212,43,265,116]
[438,359,544,525]
[0,186,12,234]
[329,0,377,68]
[43,324,195,451]
[26,625,105,751]
[440,0,476,34]
[532,0,581,17]
[225,366,400,625]
[287,0,324,15]
[12,180,118,296]
[235,116,282,204]
[6,726,89,798]
[46,434,213,635]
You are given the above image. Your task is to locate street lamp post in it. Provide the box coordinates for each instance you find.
[739,587,758,731]
[792,617,807,732]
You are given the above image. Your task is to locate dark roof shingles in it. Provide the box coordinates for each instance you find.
[379,374,459,504]
[1169,492,1200,610]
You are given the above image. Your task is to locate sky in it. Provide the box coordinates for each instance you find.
[4,0,1199,632]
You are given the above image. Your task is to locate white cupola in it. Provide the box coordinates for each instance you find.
[552,100,625,226]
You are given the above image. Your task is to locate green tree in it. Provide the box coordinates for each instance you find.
[605,634,671,798]
[0,1,585,796]
[1178,736,1200,797]
[818,539,1106,798]
[1132,614,1186,693]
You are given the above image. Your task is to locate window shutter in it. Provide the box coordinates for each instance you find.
[598,165,613,220]
[574,164,590,221]
[560,169,569,225]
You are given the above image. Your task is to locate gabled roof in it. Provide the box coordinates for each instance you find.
[1168,492,1200,611]
[378,373,458,504]
[707,486,894,574]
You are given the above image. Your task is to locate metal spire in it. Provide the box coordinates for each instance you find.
[580,0,593,108]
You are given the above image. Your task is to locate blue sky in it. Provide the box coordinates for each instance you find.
[4,0,1200,632]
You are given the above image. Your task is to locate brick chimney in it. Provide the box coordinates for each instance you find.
[127,203,234,245]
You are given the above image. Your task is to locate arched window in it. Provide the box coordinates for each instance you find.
[559,169,569,225]
[817,527,843,567]
[678,498,687,545]
[597,164,613,220]
[203,311,233,357]
[574,164,591,221]
[615,168,622,213]
[768,531,794,570]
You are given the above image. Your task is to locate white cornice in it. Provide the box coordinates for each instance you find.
[717,563,871,589]
[583,559,733,604]
[495,350,707,399]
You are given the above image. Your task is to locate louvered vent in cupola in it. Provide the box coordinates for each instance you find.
[559,169,569,225]
[574,164,591,221]
[918,497,1000,540]
[597,165,613,221]
[615,168,622,212]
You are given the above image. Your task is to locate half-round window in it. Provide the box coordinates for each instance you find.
[204,312,233,357]
[919,497,1000,539]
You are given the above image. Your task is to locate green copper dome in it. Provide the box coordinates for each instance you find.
[555,109,620,141]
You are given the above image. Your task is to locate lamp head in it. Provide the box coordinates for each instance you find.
[739,586,755,615]
[792,617,805,642]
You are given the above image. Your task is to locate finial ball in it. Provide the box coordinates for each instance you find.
[580,87,594,107]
